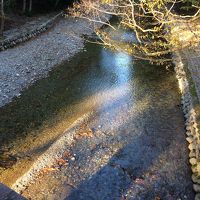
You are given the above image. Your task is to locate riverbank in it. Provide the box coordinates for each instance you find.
[171,17,200,200]
[0,15,101,107]
[0,12,62,51]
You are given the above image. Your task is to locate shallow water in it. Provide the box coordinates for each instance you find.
[0,32,194,199]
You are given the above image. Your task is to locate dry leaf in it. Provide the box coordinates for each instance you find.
[56,158,68,167]
[40,167,58,174]
[63,151,72,159]
[75,123,94,139]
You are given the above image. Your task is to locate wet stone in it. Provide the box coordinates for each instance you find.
[194,184,200,193]
[196,193,200,200]
[192,174,200,184]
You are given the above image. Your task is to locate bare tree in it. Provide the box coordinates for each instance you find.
[0,0,4,37]
[29,0,32,13]
[70,0,200,65]
[23,0,26,13]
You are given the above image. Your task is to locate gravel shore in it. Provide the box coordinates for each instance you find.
[0,16,96,107]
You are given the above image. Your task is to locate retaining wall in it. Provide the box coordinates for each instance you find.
[174,52,200,200]
[0,12,63,51]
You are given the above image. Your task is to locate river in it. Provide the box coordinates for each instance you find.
[0,28,194,199]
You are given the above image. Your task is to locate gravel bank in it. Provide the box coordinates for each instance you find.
[0,16,97,107]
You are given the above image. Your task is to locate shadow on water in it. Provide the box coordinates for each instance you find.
[64,60,194,199]
[66,130,194,200]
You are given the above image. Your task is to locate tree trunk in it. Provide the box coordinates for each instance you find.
[29,0,32,13]
[23,0,26,13]
[54,0,60,9]
[0,0,4,37]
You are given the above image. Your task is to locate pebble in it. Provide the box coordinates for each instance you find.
[189,151,196,158]
[190,158,197,165]
[71,157,75,161]
[197,163,200,173]
[189,143,196,151]
[186,126,191,131]
[186,131,192,136]
[192,174,200,184]
[192,165,198,173]
[186,136,193,143]
[194,184,200,193]
[195,193,200,200]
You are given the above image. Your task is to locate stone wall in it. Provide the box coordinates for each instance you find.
[0,12,63,51]
[174,52,200,200]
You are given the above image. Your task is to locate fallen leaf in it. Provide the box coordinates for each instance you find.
[41,167,58,174]
[56,158,68,167]
[75,124,94,139]
[63,151,72,159]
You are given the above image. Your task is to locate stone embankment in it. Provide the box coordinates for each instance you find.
[174,53,200,200]
[172,18,200,200]
[0,12,62,51]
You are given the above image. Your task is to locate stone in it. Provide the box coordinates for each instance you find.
[189,151,196,158]
[191,128,197,135]
[192,166,198,173]
[186,125,192,131]
[197,163,200,174]
[70,157,75,161]
[189,143,196,151]
[194,123,198,130]
[195,193,200,200]
[184,113,189,118]
[190,158,197,165]
[194,184,200,193]
[192,174,200,184]
[186,136,193,143]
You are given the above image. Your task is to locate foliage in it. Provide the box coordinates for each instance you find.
[70,0,200,65]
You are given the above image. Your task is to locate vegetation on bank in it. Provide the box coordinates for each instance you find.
[70,0,200,65]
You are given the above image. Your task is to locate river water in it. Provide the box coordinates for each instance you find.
[0,29,194,199]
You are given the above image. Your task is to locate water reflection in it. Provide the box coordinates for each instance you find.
[114,52,132,84]
[100,49,133,85]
